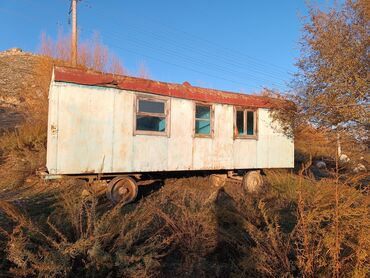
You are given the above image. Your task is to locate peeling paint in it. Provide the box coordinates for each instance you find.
[47,67,294,175]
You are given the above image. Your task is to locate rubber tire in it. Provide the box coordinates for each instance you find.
[242,170,264,194]
[106,176,138,205]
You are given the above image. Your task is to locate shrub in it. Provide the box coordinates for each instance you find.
[0,124,46,156]
[0,177,219,277]
[1,172,369,277]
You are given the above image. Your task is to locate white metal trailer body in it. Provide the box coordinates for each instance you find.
[46,67,294,176]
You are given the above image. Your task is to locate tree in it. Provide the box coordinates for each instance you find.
[292,3,369,276]
[39,30,127,75]
[294,0,369,142]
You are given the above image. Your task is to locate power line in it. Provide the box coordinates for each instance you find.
[88,7,291,78]
[4,1,289,90]
[87,40,262,89]
[90,6,292,74]
[86,21,289,83]
[83,8,291,90]
[147,18,292,73]
[0,52,255,89]
[85,27,287,88]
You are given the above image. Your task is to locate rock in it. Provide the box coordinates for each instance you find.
[339,154,350,163]
[5,48,23,53]
[353,163,367,173]
[315,161,327,169]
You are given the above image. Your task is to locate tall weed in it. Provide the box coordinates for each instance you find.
[0,169,368,277]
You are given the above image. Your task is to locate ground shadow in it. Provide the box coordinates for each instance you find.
[136,180,164,200]
[206,187,257,278]
[0,107,23,135]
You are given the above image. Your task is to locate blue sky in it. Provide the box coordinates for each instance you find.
[1,0,334,93]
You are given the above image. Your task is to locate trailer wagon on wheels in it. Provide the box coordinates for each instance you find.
[42,66,294,204]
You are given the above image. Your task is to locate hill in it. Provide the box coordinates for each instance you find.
[0,48,50,133]
[0,48,45,107]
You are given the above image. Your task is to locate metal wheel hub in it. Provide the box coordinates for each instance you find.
[118,186,129,195]
[107,176,138,205]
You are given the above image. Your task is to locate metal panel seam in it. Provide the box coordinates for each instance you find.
[55,85,60,173]
[111,92,116,172]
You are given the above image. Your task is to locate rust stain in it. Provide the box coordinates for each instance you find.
[82,170,95,174]
[54,66,286,108]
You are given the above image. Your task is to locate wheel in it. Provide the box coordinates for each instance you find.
[106,176,138,205]
[242,170,264,194]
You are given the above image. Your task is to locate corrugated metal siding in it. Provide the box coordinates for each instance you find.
[168,98,193,170]
[213,104,234,169]
[112,90,134,172]
[46,82,59,174]
[47,82,294,174]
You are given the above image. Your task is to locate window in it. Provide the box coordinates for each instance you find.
[194,104,213,137]
[235,108,257,138]
[135,97,169,135]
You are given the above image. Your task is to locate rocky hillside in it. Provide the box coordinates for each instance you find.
[0,48,52,132]
[0,48,45,106]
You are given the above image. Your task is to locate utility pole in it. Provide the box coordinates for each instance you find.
[71,0,77,66]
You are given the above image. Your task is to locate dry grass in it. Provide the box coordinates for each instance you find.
[0,178,218,277]
[0,124,46,155]
[0,125,46,198]
[0,163,369,277]
[266,171,369,277]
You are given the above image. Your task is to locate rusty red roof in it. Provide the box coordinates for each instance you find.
[53,66,283,108]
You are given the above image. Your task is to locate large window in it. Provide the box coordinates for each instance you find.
[194,104,213,137]
[235,108,257,138]
[135,97,169,136]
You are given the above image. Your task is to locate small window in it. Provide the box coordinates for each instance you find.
[135,97,168,135]
[195,104,213,136]
[235,108,257,138]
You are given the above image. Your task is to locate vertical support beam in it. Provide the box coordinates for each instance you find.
[71,0,77,67]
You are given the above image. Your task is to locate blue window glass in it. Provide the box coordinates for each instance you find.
[236,110,245,135]
[136,116,166,132]
[247,111,254,135]
[195,120,211,134]
[136,98,166,133]
[195,105,211,135]
[235,109,256,137]
[196,105,210,119]
[139,100,165,113]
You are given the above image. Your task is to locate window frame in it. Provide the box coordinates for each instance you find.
[193,102,214,138]
[233,107,258,139]
[133,94,170,137]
